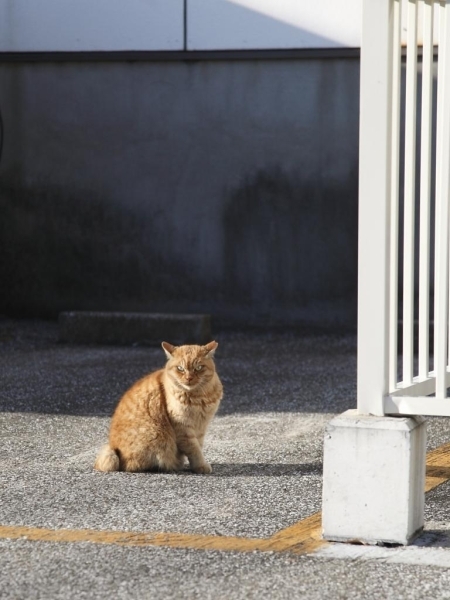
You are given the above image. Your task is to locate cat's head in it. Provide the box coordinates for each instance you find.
[162,341,218,391]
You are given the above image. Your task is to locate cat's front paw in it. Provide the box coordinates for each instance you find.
[193,462,212,474]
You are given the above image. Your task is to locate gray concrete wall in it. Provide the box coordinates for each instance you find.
[0,57,360,328]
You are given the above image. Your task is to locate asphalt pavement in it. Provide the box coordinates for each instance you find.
[2,318,450,599]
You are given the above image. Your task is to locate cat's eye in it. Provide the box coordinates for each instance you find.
[195,365,204,371]
[177,366,185,372]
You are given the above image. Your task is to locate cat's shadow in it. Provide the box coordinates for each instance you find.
[181,462,322,477]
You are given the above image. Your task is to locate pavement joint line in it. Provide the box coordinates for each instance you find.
[2,442,450,554]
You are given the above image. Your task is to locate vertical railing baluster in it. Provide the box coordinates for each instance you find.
[403,0,418,387]
[418,0,434,380]
[435,0,450,400]
[390,0,403,392]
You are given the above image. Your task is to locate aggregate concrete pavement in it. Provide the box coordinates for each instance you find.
[2,318,450,599]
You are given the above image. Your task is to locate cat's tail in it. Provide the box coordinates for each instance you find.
[94,444,120,472]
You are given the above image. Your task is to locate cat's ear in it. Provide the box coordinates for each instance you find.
[203,341,218,359]
[162,342,176,359]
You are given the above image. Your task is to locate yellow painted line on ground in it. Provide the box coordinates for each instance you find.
[0,525,267,552]
[2,442,450,554]
[425,442,450,492]
[0,521,324,555]
[267,511,326,555]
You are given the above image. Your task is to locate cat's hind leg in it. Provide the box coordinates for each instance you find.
[120,446,183,473]
[155,441,185,472]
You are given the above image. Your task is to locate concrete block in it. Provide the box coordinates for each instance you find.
[322,409,426,546]
[58,311,211,346]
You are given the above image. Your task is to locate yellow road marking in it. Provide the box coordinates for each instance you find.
[0,526,266,552]
[267,512,326,555]
[0,522,324,554]
[425,442,450,492]
[2,441,450,554]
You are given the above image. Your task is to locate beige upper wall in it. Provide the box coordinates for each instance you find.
[0,0,441,53]
[0,0,360,52]
[0,0,184,52]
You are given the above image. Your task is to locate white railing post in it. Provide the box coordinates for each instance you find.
[357,0,394,415]
[322,0,427,546]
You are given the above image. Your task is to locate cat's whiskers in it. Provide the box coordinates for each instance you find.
[172,377,198,392]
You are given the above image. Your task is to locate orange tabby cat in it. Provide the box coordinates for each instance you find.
[94,341,223,474]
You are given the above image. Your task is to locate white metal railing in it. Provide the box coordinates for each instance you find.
[358,0,450,416]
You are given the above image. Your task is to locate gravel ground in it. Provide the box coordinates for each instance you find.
[2,318,450,599]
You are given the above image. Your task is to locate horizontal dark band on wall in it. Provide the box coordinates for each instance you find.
[0,48,361,63]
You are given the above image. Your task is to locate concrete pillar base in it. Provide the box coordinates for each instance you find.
[322,409,426,546]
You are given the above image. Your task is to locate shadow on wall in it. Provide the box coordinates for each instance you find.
[223,167,359,325]
[0,167,359,327]
[0,183,197,317]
